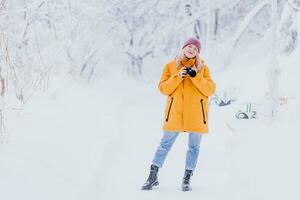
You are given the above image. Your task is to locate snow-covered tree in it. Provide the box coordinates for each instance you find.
[105,0,172,77]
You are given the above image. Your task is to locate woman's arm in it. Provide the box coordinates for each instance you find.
[158,63,183,96]
[189,66,216,97]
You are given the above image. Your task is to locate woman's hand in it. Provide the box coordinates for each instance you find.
[178,67,187,78]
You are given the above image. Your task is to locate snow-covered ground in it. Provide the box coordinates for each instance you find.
[1,48,300,200]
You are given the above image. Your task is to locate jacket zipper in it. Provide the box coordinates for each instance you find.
[166,97,174,122]
[200,99,207,124]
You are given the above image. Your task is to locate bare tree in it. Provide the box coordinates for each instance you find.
[106,0,164,77]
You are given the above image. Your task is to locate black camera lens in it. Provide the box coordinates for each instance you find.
[185,67,196,77]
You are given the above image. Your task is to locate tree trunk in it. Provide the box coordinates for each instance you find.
[206,0,212,62]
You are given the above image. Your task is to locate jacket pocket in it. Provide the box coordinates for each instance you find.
[200,99,207,124]
[165,97,174,122]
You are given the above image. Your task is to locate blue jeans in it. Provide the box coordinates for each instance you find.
[152,131,202,171]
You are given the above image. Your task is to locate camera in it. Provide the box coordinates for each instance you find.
[184,67,196,78]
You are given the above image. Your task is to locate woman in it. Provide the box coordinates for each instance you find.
[141,37,216,191]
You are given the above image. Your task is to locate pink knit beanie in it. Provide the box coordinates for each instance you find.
[182,37,201,53]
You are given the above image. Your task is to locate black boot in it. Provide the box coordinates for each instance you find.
[141,164,159,190]
[181,169,193,191]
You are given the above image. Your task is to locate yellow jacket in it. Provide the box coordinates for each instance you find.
[158,59,216,134]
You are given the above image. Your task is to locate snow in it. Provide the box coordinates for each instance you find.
[1,47,300,200]
[1,1,300,200]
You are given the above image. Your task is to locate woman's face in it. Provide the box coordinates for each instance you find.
[183,44,198,58]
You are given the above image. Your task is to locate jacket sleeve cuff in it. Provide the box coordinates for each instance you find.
[173,74,184,80]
